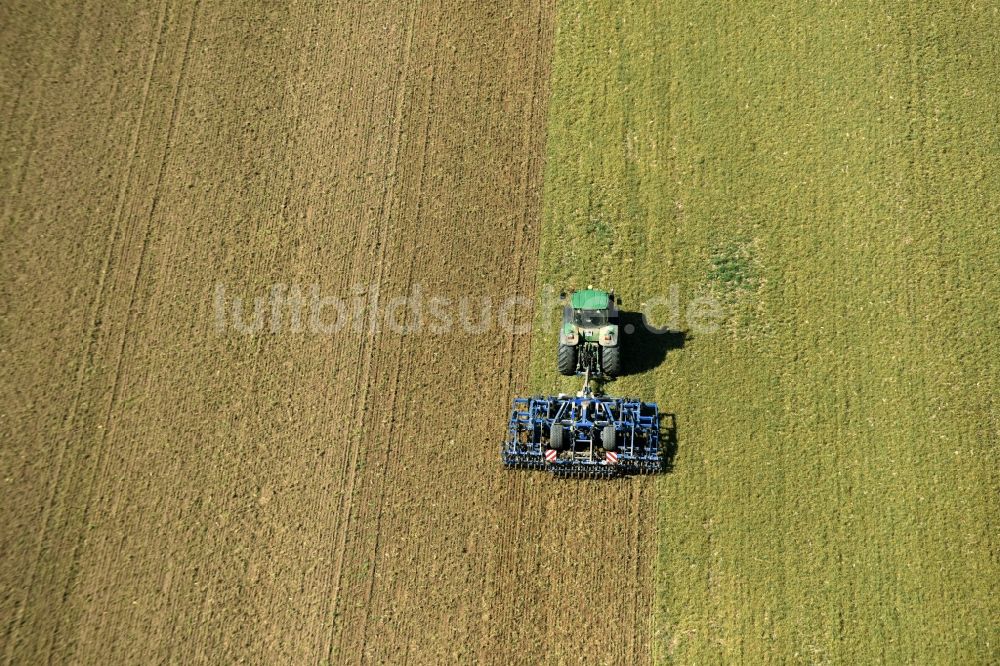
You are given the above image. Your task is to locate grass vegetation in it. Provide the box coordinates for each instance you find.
[529,1,999,662]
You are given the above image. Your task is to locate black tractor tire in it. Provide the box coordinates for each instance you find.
[557,344,577,376]
[550,424,567,451]
[602,424,618,451]
[601,345,621,377]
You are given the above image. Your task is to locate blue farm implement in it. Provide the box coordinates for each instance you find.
[502,375,663,478]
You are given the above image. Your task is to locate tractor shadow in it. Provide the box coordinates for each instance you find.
[617,311,687,377]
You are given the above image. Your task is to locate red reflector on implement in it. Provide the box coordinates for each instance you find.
[545,449,558,463]
[605,451,619,464]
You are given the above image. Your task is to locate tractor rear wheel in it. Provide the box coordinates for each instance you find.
[557,344,577,376]
[602,424,617,451]
[550,424,566,451]
[601,345,621,377]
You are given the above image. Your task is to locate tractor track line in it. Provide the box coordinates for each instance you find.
[96,0,200,483]
[324,7,417,658]
[315,10,378,646]
[350,13,437,640]
[45,3,201,660]
[357,256,417,659]
[0,2,168,661]
[61,0,168,432]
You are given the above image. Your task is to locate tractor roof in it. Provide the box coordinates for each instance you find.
[571,289,610,310]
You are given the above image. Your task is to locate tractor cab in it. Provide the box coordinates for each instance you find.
[575,308,609,328]
[558,288,621,377]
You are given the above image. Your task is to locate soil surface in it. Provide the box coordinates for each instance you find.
[1,1,653,663]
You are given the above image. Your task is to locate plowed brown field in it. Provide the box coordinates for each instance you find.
[2,1,654,663]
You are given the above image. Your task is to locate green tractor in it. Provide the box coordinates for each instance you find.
[557,287,621,378]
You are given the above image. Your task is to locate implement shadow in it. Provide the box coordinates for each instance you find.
[659,412,678,473]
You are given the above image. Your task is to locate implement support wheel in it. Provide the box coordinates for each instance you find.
[550,424,566,451]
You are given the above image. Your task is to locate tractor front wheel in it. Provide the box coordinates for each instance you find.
[557,344,577,376]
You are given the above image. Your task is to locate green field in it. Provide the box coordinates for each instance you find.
[529,1,998,662]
